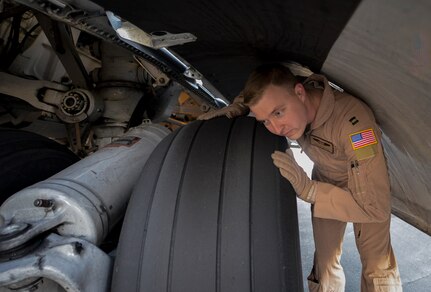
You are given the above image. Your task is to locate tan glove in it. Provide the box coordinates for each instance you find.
[271,149,317,203]
[197,93,249,120]
[197,103,249,120]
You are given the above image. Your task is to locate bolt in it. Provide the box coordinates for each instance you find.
[74,242,84,255]
[34,199,54,208]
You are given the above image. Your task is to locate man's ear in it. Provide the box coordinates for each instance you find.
[294,83,306,102]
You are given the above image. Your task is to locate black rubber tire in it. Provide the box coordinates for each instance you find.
[0,128,79,205]
[112,116,303,292]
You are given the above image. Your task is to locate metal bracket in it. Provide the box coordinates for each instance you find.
[134,55,170,86]
[0,72,103,123]
[0,233,112,292]
[106,11,197,49]
[0,211,65,252]
[0,72,66,113]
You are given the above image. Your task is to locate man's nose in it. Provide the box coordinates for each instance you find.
[271,120,284,136]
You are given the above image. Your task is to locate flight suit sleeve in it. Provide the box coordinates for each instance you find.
[313,99,392,223]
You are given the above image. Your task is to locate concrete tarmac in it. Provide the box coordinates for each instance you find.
[293,149,431,291]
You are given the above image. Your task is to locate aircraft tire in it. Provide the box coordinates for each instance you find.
[112,116,303,292]
[0,128,79,205]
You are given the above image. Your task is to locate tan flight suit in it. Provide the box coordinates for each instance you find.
[296,74,402,292]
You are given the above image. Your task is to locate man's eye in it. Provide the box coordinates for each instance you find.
[274,110,284,117]
[261,120,270,126]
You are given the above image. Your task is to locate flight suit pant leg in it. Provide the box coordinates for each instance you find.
[354,218,402,292]
[307,215,346,292]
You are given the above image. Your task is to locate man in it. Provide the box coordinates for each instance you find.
[199,63,402,292]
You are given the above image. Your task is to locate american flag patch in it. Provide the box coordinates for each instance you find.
[349,128,377,150]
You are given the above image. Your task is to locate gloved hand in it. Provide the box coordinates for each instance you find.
[271,149,317,204]
[197,102,249,120]
[197,93,249,120]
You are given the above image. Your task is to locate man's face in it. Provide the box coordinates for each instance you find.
[249,84,308,140]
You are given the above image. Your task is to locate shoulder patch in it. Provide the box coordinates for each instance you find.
[349,128,377,150]
[310,135,334,153]
[354,144,378,160]
[349,129,379,160]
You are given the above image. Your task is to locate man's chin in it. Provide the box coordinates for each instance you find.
[286,131,302,140]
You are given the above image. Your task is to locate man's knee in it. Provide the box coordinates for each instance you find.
[370,276,402,292]
[361,246,402,291]
[307,263,345,292]
[307,277,345,292]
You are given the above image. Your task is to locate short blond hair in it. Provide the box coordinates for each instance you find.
[243,63,299,106]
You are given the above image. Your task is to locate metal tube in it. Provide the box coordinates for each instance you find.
[0,123,169,246]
